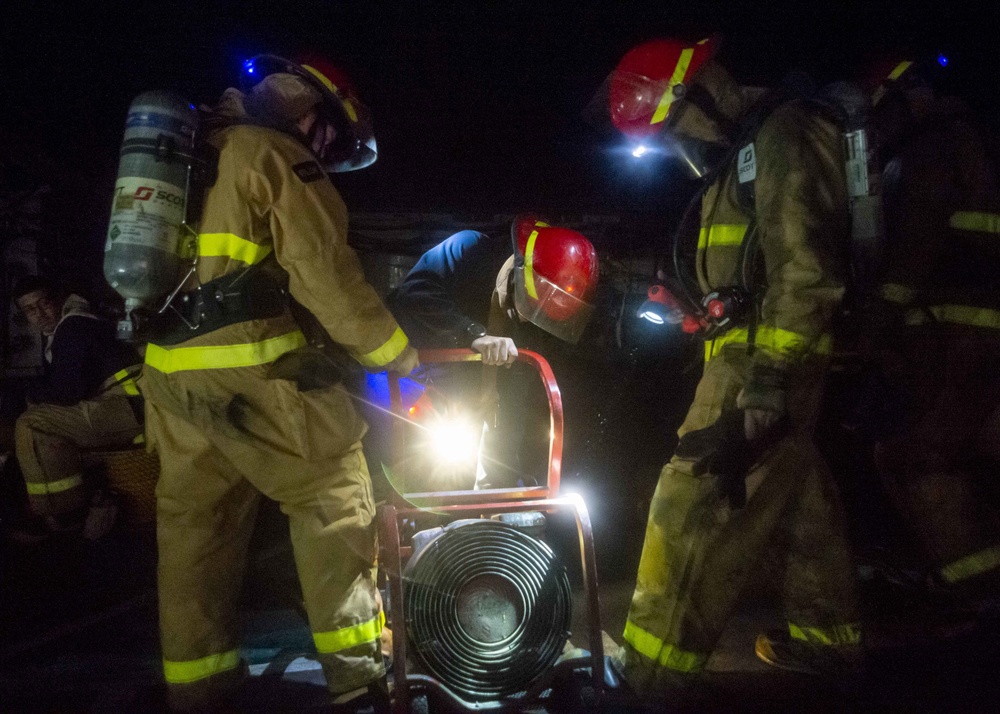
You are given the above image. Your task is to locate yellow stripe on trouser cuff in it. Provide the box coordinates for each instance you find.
[949,211,1000,234]
[911,305,1000,330]
[704,327,833,361]
[651,48,694,124]
[114,368,140,396]
[697,224,748,249]
[788,622,861,646]
[163,648,241,684]
[313,611,385,654]
[198,233,273,265]
[26,474,84,495]
[354,327,409,369]
[623,620,708,673]
[939,544,1000,584]
[145,330,306,374]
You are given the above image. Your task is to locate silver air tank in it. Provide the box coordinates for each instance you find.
[104,91,198,337]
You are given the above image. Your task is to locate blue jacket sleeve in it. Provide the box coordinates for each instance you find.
[388,230,509,347]
[26,317,125,406]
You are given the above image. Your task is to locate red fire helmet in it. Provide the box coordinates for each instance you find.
[510,215,599,343]
[608,36,718,139]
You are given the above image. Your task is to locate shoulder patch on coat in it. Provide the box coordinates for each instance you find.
[292,161,326,183]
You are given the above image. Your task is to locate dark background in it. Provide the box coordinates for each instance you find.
[2,0,999,284]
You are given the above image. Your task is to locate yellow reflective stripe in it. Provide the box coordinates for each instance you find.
[301,65,358,123]
[788,622,862,646]
[132,433,146,445]
[623,620,707,673]
[888,61,913,81]
[145,330,306,374]
[697,224,748,250]
[114,368,140,396]
[880,283,916,305]
[354,327,409,369]
[163,649,241,684]
[949,211,1000,234]
[939,544,1000,584]
[25,473,84,495]
[704,327,833,361]
[524,229,541,299]
[198,233,273,266]
[651,48,694,125]
[313,611,385,654]
[926,305,1000,330]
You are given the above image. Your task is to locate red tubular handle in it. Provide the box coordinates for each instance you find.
[387,348,563,499]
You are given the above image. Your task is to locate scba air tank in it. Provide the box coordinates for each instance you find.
[104,91,198,326]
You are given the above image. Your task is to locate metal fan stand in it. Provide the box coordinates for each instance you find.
[380,349,606,713]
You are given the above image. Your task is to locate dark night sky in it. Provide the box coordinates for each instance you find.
[2,0,998,266]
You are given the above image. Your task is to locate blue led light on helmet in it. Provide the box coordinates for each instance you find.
[937,54,949,67]
[243,59,255,74]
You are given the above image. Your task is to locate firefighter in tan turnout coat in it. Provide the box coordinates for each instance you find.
[142,55,417,711]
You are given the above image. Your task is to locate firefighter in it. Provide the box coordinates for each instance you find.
[389,219,599,362]
[865,59,1000,615]
[142,54,417,712]
[600,37,860,697]
[386,220,599,488]
[9,276,142,542]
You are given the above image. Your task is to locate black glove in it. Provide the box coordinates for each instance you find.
[675,410,789,508]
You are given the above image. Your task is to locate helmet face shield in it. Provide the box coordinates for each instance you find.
[512,266,596,344]
[242,54,377,172]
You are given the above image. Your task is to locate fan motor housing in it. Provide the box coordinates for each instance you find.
[403,518,572,701]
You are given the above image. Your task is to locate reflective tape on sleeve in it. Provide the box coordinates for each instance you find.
[354,327,409,369]
[939,544,1000,584]
[145,330,306,373]
[651,48,694,125]
[622,620,708,673]
[163,648,241,684]
[198,233,274,265]
[25,473,84,495]
[313,611,385,654]
[704,326,833,362]
[788,621,862,646]
[949,211,1000,235]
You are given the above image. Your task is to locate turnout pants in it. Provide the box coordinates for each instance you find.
[621,347,859,695]
[149,393,384,709]
[16,388,143,516]
[876,325,1000,588]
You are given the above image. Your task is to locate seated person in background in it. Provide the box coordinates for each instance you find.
[9,276,143,541]
[387,217,599,489]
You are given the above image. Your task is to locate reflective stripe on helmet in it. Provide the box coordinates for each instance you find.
[145,330,306,373]
[873,61,915,105]
[623,619,709,673]
[163,648,241,684]
[302,64,359,123]
[198,233,274,266]
[650,48,694,125]
[523,229,541,299]
[312,611,385,654]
